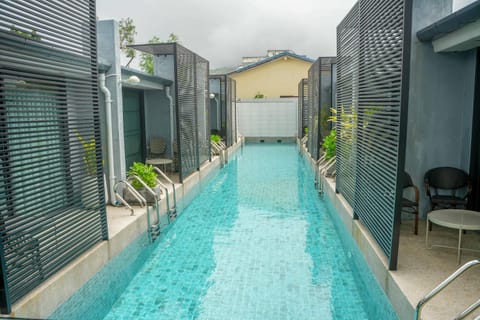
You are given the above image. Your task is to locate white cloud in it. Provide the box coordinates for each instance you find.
[96,0,357,68]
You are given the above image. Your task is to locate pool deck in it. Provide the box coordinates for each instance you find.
[322,176,480,320]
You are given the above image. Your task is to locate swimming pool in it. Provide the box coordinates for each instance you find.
[51,144,398,320]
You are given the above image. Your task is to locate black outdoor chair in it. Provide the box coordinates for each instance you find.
[401,171,419,235]
[424,167,471,211]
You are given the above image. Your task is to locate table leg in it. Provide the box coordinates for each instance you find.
[426,218,430,248]
[457,228,463,265]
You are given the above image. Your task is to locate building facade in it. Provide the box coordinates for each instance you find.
[229,51,314,99]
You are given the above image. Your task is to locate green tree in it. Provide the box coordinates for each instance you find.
[140,33,179,75]
[119,18,137,64]
[167,33,179,43]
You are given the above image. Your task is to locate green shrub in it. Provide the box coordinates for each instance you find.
[322,130,336,160]
[304,127,308,135]
[127,162,158,189]
[210,134,221,143]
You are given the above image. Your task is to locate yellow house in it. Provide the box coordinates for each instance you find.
[229,51,314,99]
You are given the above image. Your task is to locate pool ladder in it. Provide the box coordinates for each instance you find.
[211,141,227,167]
[414,259,480,320]
[114,179,145,216]
[314,155,336,195]
[152,167,177,221]
[129,175,162,242]
[114,169,177,243]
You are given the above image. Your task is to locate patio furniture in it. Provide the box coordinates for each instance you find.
[424,167,471,211]
[146,158,173,172]
[401,171,419,235]
[146,138,173,172]
[148,137,167,158]
[426,209,480,264]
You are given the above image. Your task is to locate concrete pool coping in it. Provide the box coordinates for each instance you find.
[9,139,244,319]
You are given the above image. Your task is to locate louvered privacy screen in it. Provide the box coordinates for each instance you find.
[306,58,336,160]
[209,75,237,147]
[226,77,237,147]
[175,44,210,181]
[318,57,336,144]
[297,78,308,138]
[0,0,107,312]
[195,57,209,165]
[336,0,411,270]
[307,63,319,160]
[336,3,360,208]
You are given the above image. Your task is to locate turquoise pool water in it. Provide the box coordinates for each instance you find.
[51,144,397,320]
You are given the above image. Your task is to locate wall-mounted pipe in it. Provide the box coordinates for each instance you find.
[165,86,175,159]
[215,97,220,130]
[99,73,116,204]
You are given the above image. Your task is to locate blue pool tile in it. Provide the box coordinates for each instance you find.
[51,144,397,320]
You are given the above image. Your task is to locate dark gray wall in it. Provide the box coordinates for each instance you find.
[209,78,221,131]
[406,0,476,217]
[144,90,173,157]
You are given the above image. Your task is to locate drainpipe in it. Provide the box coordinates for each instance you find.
[99,73,116,204]
[215,97,220,130]
[165,86,175,159]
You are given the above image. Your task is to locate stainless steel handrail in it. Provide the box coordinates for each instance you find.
[320,156,336,176]
[113,179,147,215]
[129,175,161,242]
[211,141,226,167]
[301,135,308,145]
[415,259,480,320]
[314,155,326,193]
[153,167,177,219]
[454,298,480,320]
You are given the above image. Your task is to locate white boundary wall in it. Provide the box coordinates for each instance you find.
[237,98,298,137]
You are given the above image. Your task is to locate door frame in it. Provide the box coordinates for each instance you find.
[122,88,146,169]
[469,48,480,211]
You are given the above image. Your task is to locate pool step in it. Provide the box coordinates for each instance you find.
[169,207,177,220]
[150,223,161,241]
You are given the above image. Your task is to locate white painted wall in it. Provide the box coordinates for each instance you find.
[237,98,298,137]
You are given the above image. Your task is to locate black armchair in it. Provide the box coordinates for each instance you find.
[401,172,419,235]
[424,167,471,211]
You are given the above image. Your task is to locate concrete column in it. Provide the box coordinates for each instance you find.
[97,20,127,188]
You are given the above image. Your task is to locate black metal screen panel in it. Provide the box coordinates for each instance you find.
[297,78,308,138]
[230,79,237,144]
[318,58,336,145]
[196,57,210,165]
[336,0,411,269]
[0,0,107,312]
[226,77,233,147]
[336,3,360,208]
[209,75,236,148]
[307,60,320,160]
[175,45,198,181]
[219,76,227,143]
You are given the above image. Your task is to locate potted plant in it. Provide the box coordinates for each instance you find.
[125,162,161,204]
[322,129,336,160]
[210,134,221,143]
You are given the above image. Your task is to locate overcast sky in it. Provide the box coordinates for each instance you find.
[96,0,477,69]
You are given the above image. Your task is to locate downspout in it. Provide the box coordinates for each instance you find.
[99,73,116,204]
[215,97,220,130]
[165,86,175,160]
